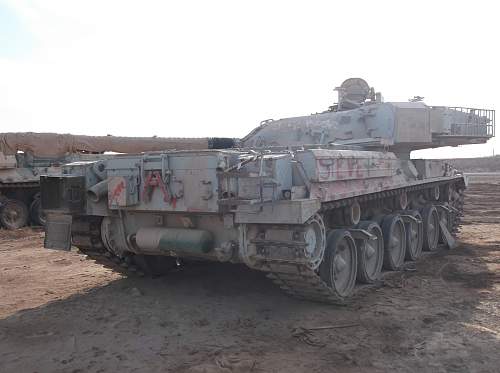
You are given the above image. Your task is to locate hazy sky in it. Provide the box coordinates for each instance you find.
[0,0,498,158]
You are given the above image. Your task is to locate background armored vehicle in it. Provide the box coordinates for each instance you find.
[0,133,233,229]
[41,79,495,303]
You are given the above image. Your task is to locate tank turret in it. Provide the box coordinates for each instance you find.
[242,78,495,157]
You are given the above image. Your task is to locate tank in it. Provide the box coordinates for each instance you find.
[0,133,234,229]
[40,79,495,303]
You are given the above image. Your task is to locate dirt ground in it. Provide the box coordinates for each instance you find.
[1,184,499,373]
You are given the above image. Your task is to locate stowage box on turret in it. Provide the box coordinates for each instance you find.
[41,79,495,303]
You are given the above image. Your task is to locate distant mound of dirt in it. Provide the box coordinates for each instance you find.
[441,156,500,173]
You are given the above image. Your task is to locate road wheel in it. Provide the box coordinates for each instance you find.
[404,210,423,261]
[355,221,384,283]
[319,230,357,298]
[30,197,46,226]
[421,205,439,251]
[381,214,406,270]
[0,199,29,229]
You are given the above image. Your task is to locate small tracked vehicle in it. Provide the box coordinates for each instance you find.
[42,79,495,303]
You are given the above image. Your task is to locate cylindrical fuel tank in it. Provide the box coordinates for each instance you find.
[135,227,214,255]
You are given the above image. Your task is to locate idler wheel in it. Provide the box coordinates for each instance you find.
[404,210,423,261]
[0,199,29,229]
[355,221,384,284]
[319,230,358,298]
[421,205,439,251]
[381,214,406,270]
[303,213,326,270]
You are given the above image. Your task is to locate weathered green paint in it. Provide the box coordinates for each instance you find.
[156,228,214,254]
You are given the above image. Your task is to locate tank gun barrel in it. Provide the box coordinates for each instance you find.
[0,132,235,158]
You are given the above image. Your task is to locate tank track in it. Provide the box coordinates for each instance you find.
[267,264,347,304]
[258,179,465,305]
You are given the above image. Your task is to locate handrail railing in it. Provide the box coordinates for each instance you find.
[436,107,495,138]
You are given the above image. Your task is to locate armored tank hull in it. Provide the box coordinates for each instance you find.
[41,79,495,303]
